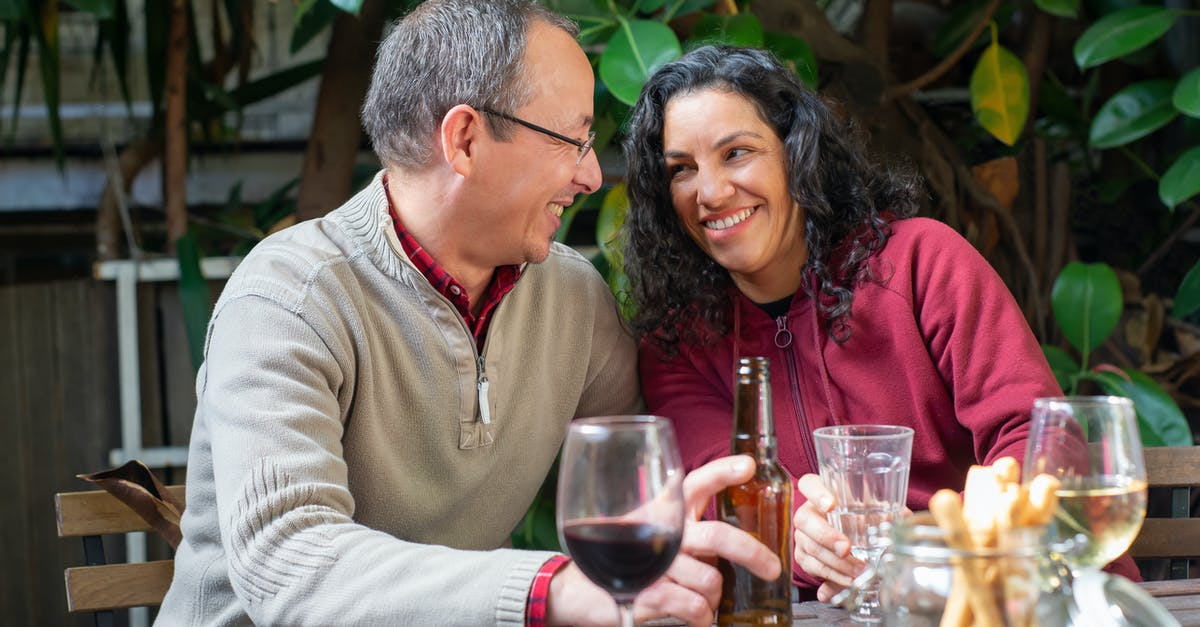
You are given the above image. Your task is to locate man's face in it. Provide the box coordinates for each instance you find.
[469,20,601,267]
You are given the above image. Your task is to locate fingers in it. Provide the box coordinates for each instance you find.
[634,578,714,627]
[661,552,722,609]
[817,580,845,604]
[681,455,755,519]
[793,473,862,588]
[682,519,781,581]
[796,473,835,510]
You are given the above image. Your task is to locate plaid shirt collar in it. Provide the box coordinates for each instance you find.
[382,176,521,345]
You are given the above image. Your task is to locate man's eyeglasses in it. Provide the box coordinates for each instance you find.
[481,108,596,166]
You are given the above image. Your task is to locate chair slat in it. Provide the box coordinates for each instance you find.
[55,485,186,537]
[1131,519,1200,559]
[1144,447,1200,488]
[64,561,175,612]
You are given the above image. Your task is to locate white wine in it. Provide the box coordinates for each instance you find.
[1054,476,1147,568]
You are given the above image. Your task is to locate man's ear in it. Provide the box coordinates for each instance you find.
[440,104,486,177]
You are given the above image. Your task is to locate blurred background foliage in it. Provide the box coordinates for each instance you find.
[2,0,1198,551]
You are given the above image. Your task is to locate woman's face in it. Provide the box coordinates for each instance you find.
[662,88,808,303]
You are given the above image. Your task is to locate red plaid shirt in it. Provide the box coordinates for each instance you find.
[383,177,520,346]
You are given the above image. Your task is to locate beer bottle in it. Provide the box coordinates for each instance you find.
[717,357,793,625]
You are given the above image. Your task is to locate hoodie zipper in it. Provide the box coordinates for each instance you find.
[776,315,819,469]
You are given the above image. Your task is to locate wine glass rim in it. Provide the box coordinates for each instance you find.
[1033,395,1134,408]
[812,425,914,439]
[570,415,672,430]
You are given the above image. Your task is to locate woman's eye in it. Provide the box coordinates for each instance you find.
[667,164,690,178]
[726,148,751,160]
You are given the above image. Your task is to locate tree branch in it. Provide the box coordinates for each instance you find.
[1137,200,1200,277]
[883,0,1001,102]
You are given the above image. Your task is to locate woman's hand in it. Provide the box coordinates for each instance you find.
[792,473,865,603]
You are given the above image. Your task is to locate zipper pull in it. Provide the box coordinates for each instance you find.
[476,354,491,424]
[774,315,793,349]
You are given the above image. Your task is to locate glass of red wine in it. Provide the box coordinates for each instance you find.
[557,415,686,627]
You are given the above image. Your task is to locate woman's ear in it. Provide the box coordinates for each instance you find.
[439,104,486,176]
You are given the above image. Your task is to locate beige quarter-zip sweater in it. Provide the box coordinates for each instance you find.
[157,172,641,625]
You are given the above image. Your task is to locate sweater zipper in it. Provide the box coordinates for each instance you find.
[776,315,818,468]
[476,353,491,424]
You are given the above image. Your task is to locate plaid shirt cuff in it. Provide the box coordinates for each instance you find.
[526,555,571,626]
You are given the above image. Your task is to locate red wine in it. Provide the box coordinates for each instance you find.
[562,521,682,599]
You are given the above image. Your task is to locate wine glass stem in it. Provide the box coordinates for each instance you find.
[616,601,636,627]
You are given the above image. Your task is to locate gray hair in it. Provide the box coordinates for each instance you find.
[362,0,579,169]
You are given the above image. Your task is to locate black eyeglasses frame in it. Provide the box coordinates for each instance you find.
[480,108,596,166]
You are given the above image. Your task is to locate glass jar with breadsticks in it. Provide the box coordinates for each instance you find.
[878,456,1068,627]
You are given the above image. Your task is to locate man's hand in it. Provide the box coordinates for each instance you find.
[547,455,781,626]
[792,473,864,603]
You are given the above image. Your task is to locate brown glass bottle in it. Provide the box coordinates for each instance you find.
[717,357,793,626]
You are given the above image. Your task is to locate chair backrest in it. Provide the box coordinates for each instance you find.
[54,485,186,618]
[1129,446,1200,578]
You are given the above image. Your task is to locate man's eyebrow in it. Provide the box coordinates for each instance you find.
[663,131,766,160]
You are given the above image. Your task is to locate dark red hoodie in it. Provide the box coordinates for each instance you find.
[639,218,1141,591]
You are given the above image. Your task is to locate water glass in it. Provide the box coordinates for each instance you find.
[814,425,914,623]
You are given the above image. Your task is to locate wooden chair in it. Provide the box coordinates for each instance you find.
[54,484,186,626]
[1130,446,1200,579]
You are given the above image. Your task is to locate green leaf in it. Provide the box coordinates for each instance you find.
[1173,260,1200,319]
[1035,0,1078,18]
[970,41,1029,146]
[661,0,717,21]
[95,0,132,115]
[27,0,64,168]
[1174,67,1200,118]
[764,32,817,89]
[932,0,1015,59]
[1073,6,1178,70]
[599,18,680,106]
[1089,79,1178,149]
[291,0,338,53]
[687,13,764,48]
[64,0,114,18]
[0,0,22,20]
[1159,146,1200,210]
[1042,345,1081,392]
[176,233,214,373]
[639,0,668,12]
[597,183,629,271]
[1038,74,1082,126]
[1051,261,1123,356]
[1088,370,1193,447]
[328,0,362,14]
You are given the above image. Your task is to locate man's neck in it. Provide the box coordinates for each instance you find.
[385,166,495,307]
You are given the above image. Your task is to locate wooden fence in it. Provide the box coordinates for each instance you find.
[1,277,200,625]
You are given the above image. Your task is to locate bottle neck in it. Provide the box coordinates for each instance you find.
[732,371,776,460]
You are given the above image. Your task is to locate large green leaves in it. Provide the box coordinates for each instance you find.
[1035,0,1079,19]
[1089,369,1194,447]
[1173,260,1200,319]
[1073,6,1178,70]
[1159,146,1200,210]
[176,233,214,373]
[764,32,818,89]
[932,1,1015,59]
[970,37,1029,146]
[1042,345,1081,392]
[597,183,629,271]
[1051,261,1123,357]
[599,18,680,106]
[1175,67,1200,118]
[688,13,764,48]
[64,0,115,19]
[1089,80,1177,149]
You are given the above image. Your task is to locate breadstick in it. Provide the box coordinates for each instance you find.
[992,456,1020,486]
[1022,473,1061,527]
[930,489,1004,627]
[963,465,1002,548]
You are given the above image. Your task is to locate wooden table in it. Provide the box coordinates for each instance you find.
[787,578,1200,626]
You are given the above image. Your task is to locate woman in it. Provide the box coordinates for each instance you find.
[621,45,1139,601]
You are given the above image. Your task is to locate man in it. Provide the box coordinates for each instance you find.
[157,1,777,625]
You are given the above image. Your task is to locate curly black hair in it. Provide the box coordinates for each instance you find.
[622,45,922,358]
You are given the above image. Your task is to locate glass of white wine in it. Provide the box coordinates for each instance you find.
[1022,396,1147,571]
